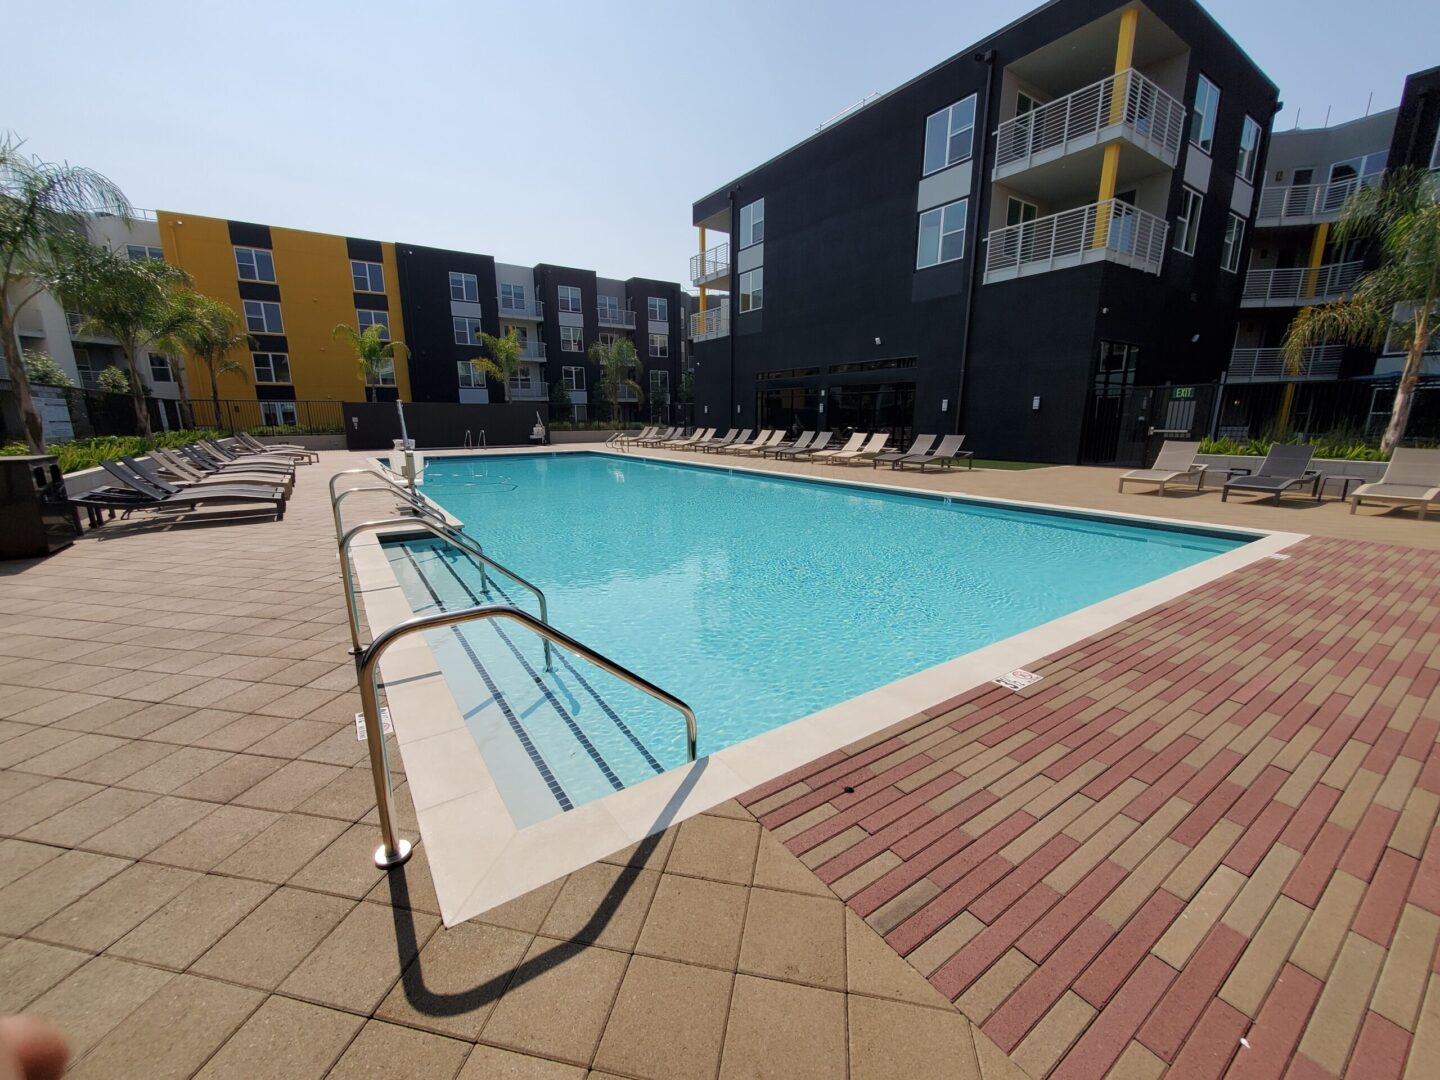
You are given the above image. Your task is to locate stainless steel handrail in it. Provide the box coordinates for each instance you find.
[358,602,700,868]
[329,467,439,540]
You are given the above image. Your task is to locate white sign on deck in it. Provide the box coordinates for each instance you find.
[354,707,395,741]
[995,669,1042,692]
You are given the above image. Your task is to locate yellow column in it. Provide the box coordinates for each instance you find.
[1303,222,1330,295]
[1093,7,1139,247]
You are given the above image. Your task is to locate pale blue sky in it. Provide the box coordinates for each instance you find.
[3,0,1433,282]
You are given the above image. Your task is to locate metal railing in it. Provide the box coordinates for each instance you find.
[1240,261,1364,306]
[516,340,547,360]
[597,306,637,328]
[690,242,731,285]
[497,297,545,319]
[984,198,1169,281]
[994,68,1186,173]
[506,380,549,401]
[1255,175,1382,222]
[689,302,731,340]
[187,398,346,434]
[1226,345,1345,382]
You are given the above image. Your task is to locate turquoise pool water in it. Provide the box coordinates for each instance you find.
[383,452,1247,823]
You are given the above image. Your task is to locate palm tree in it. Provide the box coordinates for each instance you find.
[468,328,524,402]
[588,336,644,425]
[164,291,252,428]
[332,322,408,401]
[1283,168,1440,454]
[53,246,194,437]
[1,137,132,450]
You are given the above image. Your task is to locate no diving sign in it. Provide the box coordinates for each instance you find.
[354,707,395,741]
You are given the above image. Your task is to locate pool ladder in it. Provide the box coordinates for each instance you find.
[328,466,699,869]
[462,429,487,449]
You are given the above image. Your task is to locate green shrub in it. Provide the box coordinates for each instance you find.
[1197,431,1435,462]
[0,429,226,474]
[96,366,130,393]
[22,350,73,388]
[547,419,645,431]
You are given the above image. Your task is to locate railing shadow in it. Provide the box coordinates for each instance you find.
[387,756,710,1018]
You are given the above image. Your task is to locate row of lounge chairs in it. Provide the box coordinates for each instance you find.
[70,435,315,523]
[615,427,973,470]
[1119,440,1440,518]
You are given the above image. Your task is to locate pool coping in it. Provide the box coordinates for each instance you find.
[352,446,1304,926]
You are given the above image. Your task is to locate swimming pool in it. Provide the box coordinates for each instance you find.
[383,452,1249,826]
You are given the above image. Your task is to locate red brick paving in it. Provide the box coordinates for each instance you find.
[741,535,1440,1078]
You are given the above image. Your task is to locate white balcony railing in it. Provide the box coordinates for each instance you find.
[690,242,731,286]
[516,340,547,360]
[1241,261,1364,306]
[689,302,730,340]
[994,68,1186,175]
[497,297,545,319]
[597,306,637,329]
[1255,175,1382,223]
[616,386,639,403]
[984,199,1169,283]
[506,380,549,401]
[1227,345,1344,382]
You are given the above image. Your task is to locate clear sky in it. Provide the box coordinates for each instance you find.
[3,0,1433,283]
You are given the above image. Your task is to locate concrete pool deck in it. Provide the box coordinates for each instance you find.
[0,449,1436,1079]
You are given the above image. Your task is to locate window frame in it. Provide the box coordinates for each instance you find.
[234,246,276,283]
[650,369,670,401]
[500,282,527,310]
[350,260,385,293]
[1174,187,1203,256]
[738,268,764,313]
[560,325,584,352]
[648,333,669,358]
[1220,213,1245,273]
[243,299,283,334]
[449,271,479,303]
[251,351,292,384]
[915,198,969,269]
[1190,75,1220,155]
[557,285,583,313]
[127,244,164,262]
[1237,116,1262,182]
[365,356,397,387]
[259,401,298,427]
[147,354,173,383]
[739,199,765,248]
[356,309,390,339]
[647,296,669,322]
[562,366,586,391]
[452,316,483,346]
[597,294,621,321]
[922,94,978,176]
[456,360,485,388]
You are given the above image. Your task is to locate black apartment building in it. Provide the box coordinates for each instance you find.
[687,0,1279,464]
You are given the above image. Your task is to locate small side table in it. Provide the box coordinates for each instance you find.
[1319,474,1369,501]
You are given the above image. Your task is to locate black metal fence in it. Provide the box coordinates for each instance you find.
[186,399,345,435]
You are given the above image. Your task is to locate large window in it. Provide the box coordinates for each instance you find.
[650,370,670,402]
[357,309,390,339]
[1221,213,1245,273]
[916,198,968,268]
[127,244,164,262]
[452,316,483,345]
[1175,187,1203,255]
[365,358,396,386]
[252,352,292,383]
[457,361,485,388]
[500,282,527,310]
[234,247,276,283]
[648,296,669,322]
[260,401,297,427]
[557,285,582,313]
[148,354,173,383]
[1190,75,1220,154]
[740,199,765,247]
[449,272,479,303]
[1237,116,1262,182]
[243,300,283,333]
[560,326,583,352]
[598,294,620,322]
[351,260,385,293]
[562,366,585,391]
[739,268,763,313]
[923,95,977,175]
[649,333,669,359]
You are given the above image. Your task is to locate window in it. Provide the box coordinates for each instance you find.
[148,354,173,382]
[243,300,283,333]
[1190,76,1220,154]
[127,244,163,262]
[923,95,977,175]
[365,358,396,386]
[1006,197,1038,227]
[1221,214,1245,273]
[452,317,483,345]
[1237,116,1262,182]
[500,282,527,310]
[598,295,620,322]
[740,199,765,247]
[598,332,618,347]
[648,296,669,322]
[739,268,764,312]
[260,401,297,427]
[252,352,292,383]
[650,370,670,401]
[561,326,583,352]
[449,272,479,303]
[557,285,582,313]
[562,366,586,391]
[351,260,385,293]
[649,333,669,358]
[357,310,390,339]
[916,198,968,268]
[457,361,485,388]
[234,247,276,283]
[1175,187,1203,255]
[508,367,533,392]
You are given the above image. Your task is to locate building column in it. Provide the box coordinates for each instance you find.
[1093,7,1139,247]
[698,226,708,323]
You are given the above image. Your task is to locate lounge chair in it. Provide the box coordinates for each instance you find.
[895,434,972,471]
[632,426,666,446]
[663,428,712,449]
[152,448,295,487]
[127,454,292,496]
[777,432,835,460]
[186,444,294,476]
[728,430,782,455]
[700,429,749,453]
[1349,448,1440,519]
[236,432,318,463]
[765,431,815,459]
[872,434,935,469]
[1221,444,1320,505]
[826,432,889,465]
[1117,440,1207,496]
[806,432,868,462]
[200,439,305,468]
[615,426,657,446]
[75,461,287,519]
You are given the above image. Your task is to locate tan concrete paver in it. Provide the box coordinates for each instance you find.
[375,919,531,1040]
[326,1020,471,1080]
[720,974,847,1080]
[593,955,733,1079]
[108,872,274,969]
[191,886,353,991]
[195,995,364,1080]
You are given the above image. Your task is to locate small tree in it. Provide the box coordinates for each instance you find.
[588,336,643,426]
[1283,168,1440,453]
[469,328,524,402]
[1,137,132,450]
[166,291,252,427]
[548,377,571,421]
[22,349,72,387]
[96,365,130,393]
[332,322,409,401]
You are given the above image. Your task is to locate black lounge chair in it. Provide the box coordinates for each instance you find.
[236,432,318,463]
[764,431,815,459]
[188,443,294,476]
[1220,444,1321,505]
[72,461,287,521]
[123,455,292,497]
[895,434,972,471]
[873,434,936,469]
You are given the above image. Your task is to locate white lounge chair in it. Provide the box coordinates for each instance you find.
[773,432,830,459]
[1349,448,1440,519]
[1117,440,1207,496]
[825,432,889,465]
[807,432,867,461]
[662,428,711,449]
[766,431,815,458]
[699,429,750,453]
[730,430,785,455]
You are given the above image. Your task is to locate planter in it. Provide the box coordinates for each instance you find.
[549,430,632,444]
[1195,454,1387,483]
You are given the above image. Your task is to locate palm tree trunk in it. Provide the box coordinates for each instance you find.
[121,342,151,437]
[1381,308,1429,454]
[1,305,46,451]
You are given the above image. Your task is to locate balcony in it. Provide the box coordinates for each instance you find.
[506,380,549,401]
[689,302,730,341]
[1227,345,1344,382]
[497,297,544,320]
[597,306,636,329]
[984,198,1168,283]
[690,242,730,288]
[993,69,1185,184]
[616,386,639,403]
[1254,175,1382,227]
[1240,262,1364,308]
[516,340,547,360]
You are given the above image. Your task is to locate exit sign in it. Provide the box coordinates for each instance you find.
[1172,387,1195,399]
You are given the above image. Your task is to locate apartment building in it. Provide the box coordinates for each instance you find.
[687,0,1278,464]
